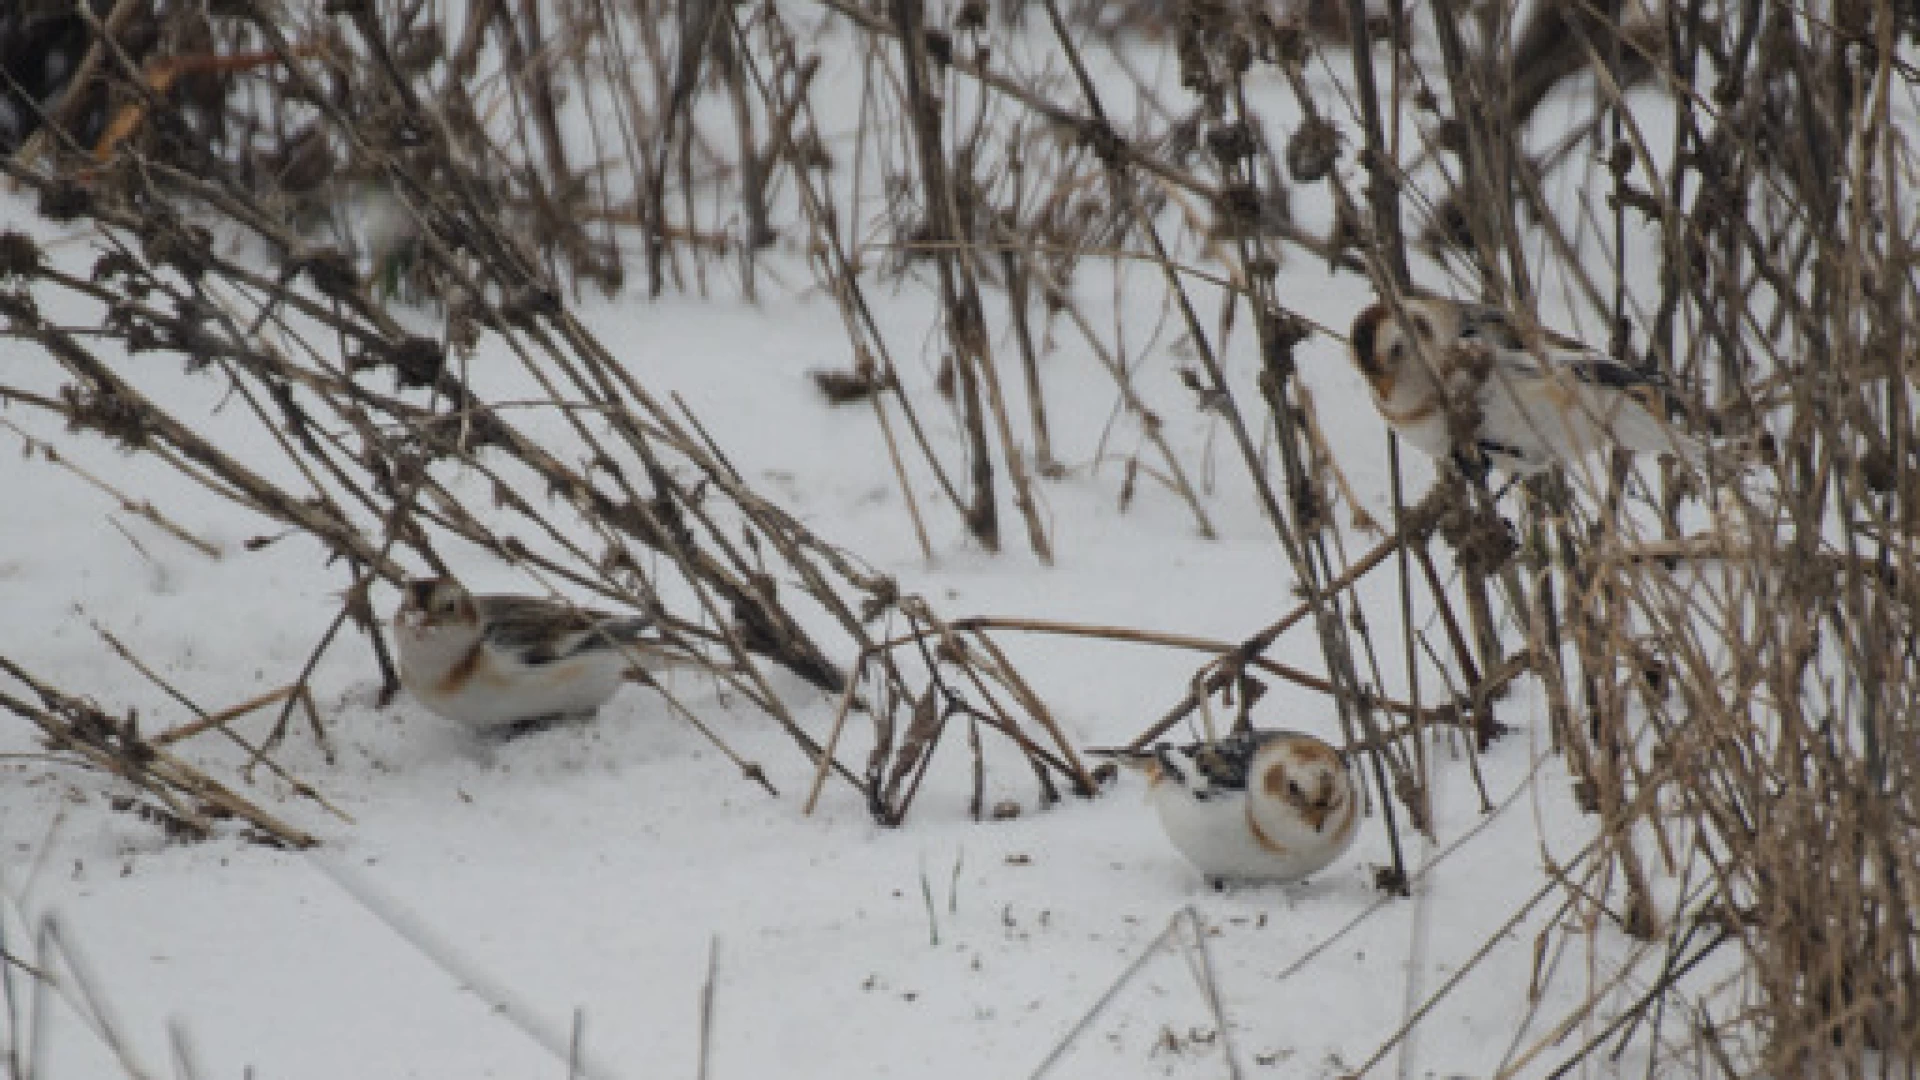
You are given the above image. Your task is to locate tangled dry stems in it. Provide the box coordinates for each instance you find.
[1,0,1915,1074]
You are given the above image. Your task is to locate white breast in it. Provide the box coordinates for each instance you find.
[1368,359,1456,463]
[1147,785,1274,881]
[1145,778,1356,885]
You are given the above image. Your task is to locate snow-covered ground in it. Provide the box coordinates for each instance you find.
[2,14,1728,1079]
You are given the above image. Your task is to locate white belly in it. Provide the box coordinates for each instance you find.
[1147,784,1352,884]
[434,656,624,726]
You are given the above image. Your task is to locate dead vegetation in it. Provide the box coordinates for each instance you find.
[1,0,1915,1075]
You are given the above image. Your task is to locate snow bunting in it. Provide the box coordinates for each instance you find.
[1347,295,1706,480]
[393,576,680,738]
[1102,730,1360,887]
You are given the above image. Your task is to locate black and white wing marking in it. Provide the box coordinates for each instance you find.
[1184,734,1257,792]
[476,595,663,667]
[1454,302,1528,351]
[1461,303,1674,397]
[1171,730,1299,800]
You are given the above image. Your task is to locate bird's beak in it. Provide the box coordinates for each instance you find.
[1299,775,1338,831]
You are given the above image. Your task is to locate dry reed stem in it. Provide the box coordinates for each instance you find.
[1,656,318,849]
[1126,484,1451,752]
[939,615,1443,724]
[978,214,1218,539]
[1,417,222,560]
[724,5,940,558]
[88,625,351,820]
[697,935,718,1080]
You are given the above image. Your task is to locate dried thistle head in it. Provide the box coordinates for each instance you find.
[1285,117,1340,184]
[0,231,43,279]
[61,383,152,452]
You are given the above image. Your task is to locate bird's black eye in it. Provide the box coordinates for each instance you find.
[1412,315,1433,340]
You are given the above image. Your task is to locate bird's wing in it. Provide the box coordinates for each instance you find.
[1562,357,1671,391]
[1187,735,1263,791]
[475,595,662,666]
[1454,303,1528,350]
[1461,305,1671,392]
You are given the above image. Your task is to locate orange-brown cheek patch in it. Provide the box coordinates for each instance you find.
[1287,741,1340,768]
[1376,393,1441,427]
[1246,803,1291,855]
[436,639,486,695]
[1260,761,1291,802]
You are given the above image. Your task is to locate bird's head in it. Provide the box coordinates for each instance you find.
[1349,295,1460,387]
[1261,738,1349,832]
[398,576,476,628]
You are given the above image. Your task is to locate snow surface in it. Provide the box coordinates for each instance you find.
[0,15,1733,1080]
